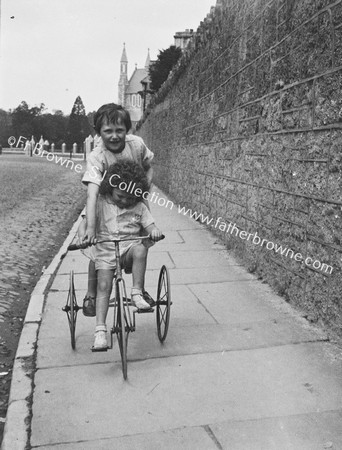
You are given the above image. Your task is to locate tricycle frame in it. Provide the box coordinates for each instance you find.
[62,235,171,379]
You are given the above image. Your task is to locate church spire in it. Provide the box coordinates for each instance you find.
[118,43,128,106]
[145,48,151,69]
[121,42,128,63]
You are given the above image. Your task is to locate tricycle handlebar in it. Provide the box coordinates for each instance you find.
[67,234,165,251]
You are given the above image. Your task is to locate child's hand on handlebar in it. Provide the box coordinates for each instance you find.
[82,228,97,246]
[150,228,163,242]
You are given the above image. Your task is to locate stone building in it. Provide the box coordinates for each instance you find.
[173,29,194,50]
[117,31,195,128]
[117,44,153,129]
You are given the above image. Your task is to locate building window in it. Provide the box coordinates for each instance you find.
[137,95,141,107]
[132,94,136,107]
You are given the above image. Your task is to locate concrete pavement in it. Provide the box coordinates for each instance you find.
[3,187,342,449]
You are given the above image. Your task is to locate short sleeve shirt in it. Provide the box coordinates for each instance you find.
[94,196,154,264]
[82,135,154,186]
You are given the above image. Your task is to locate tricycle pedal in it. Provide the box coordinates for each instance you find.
[91,346,109,352]
[134,307,154,314]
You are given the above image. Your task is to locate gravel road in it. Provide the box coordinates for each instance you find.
[0,154,87,444]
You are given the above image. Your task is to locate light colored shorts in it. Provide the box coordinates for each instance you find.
[94,242,139,273]
[77,216,153,273]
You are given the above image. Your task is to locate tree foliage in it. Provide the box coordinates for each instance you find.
[66,96,91,151]
[0,98,93,149]
[0,102,70,148]
[0,109,12,147]
[87,111,96,131]
[34,113,68,148]
[149,45,182,92]
[11,101,45,139]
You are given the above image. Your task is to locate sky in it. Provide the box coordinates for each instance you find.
[0,0,215,115]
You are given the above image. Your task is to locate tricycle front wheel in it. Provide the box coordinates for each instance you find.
[114,281,132,379]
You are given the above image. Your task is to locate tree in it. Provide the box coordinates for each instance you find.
[3,102,69,149]
[66,96,91,151]
[11,101,45,139]
[0,109,12,146]
[33,111,68,148]
[87,111,96,131]
[148,45,182,92]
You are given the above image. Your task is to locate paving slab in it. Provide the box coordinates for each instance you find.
[36,316,327,370]
[58,253,89,274]
[188,281,302,324]
[210,411,342,450]
[31,342,342,448]
[39,283,216,340]
[149,208,202,232]
[50,265,254,291]
[166,249,237,268]
[35,425,219,450]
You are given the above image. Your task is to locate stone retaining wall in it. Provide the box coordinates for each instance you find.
[137,0,342,335]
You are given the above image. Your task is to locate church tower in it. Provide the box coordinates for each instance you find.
[117,46,152,128]
[145,48,151,69]
[118,43,128,106]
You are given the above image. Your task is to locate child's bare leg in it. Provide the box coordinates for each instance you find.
[125,244,150,309]
[92,269,113,350]
[78,218,97,315]
[96,269,115,326]
[87,260,97,297]
[82,260,97,316]
[129,244,148,289]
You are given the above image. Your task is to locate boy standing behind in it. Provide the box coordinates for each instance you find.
[81,103,154,315]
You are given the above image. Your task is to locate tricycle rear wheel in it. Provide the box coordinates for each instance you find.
[64,270,78,349]
[156,265,171,342]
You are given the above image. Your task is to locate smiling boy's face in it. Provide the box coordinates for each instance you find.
[100,120,126,153]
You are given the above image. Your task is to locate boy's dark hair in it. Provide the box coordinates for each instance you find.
[100,160,149,197]
[93,103,132,134]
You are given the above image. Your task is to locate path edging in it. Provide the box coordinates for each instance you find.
[1,213,84,450]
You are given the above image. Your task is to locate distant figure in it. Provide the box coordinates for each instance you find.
[24,141,31,156]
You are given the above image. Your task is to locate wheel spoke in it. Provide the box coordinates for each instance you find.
[159,291,168,302]
[161,309,167,323]
[120,281,132,331]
